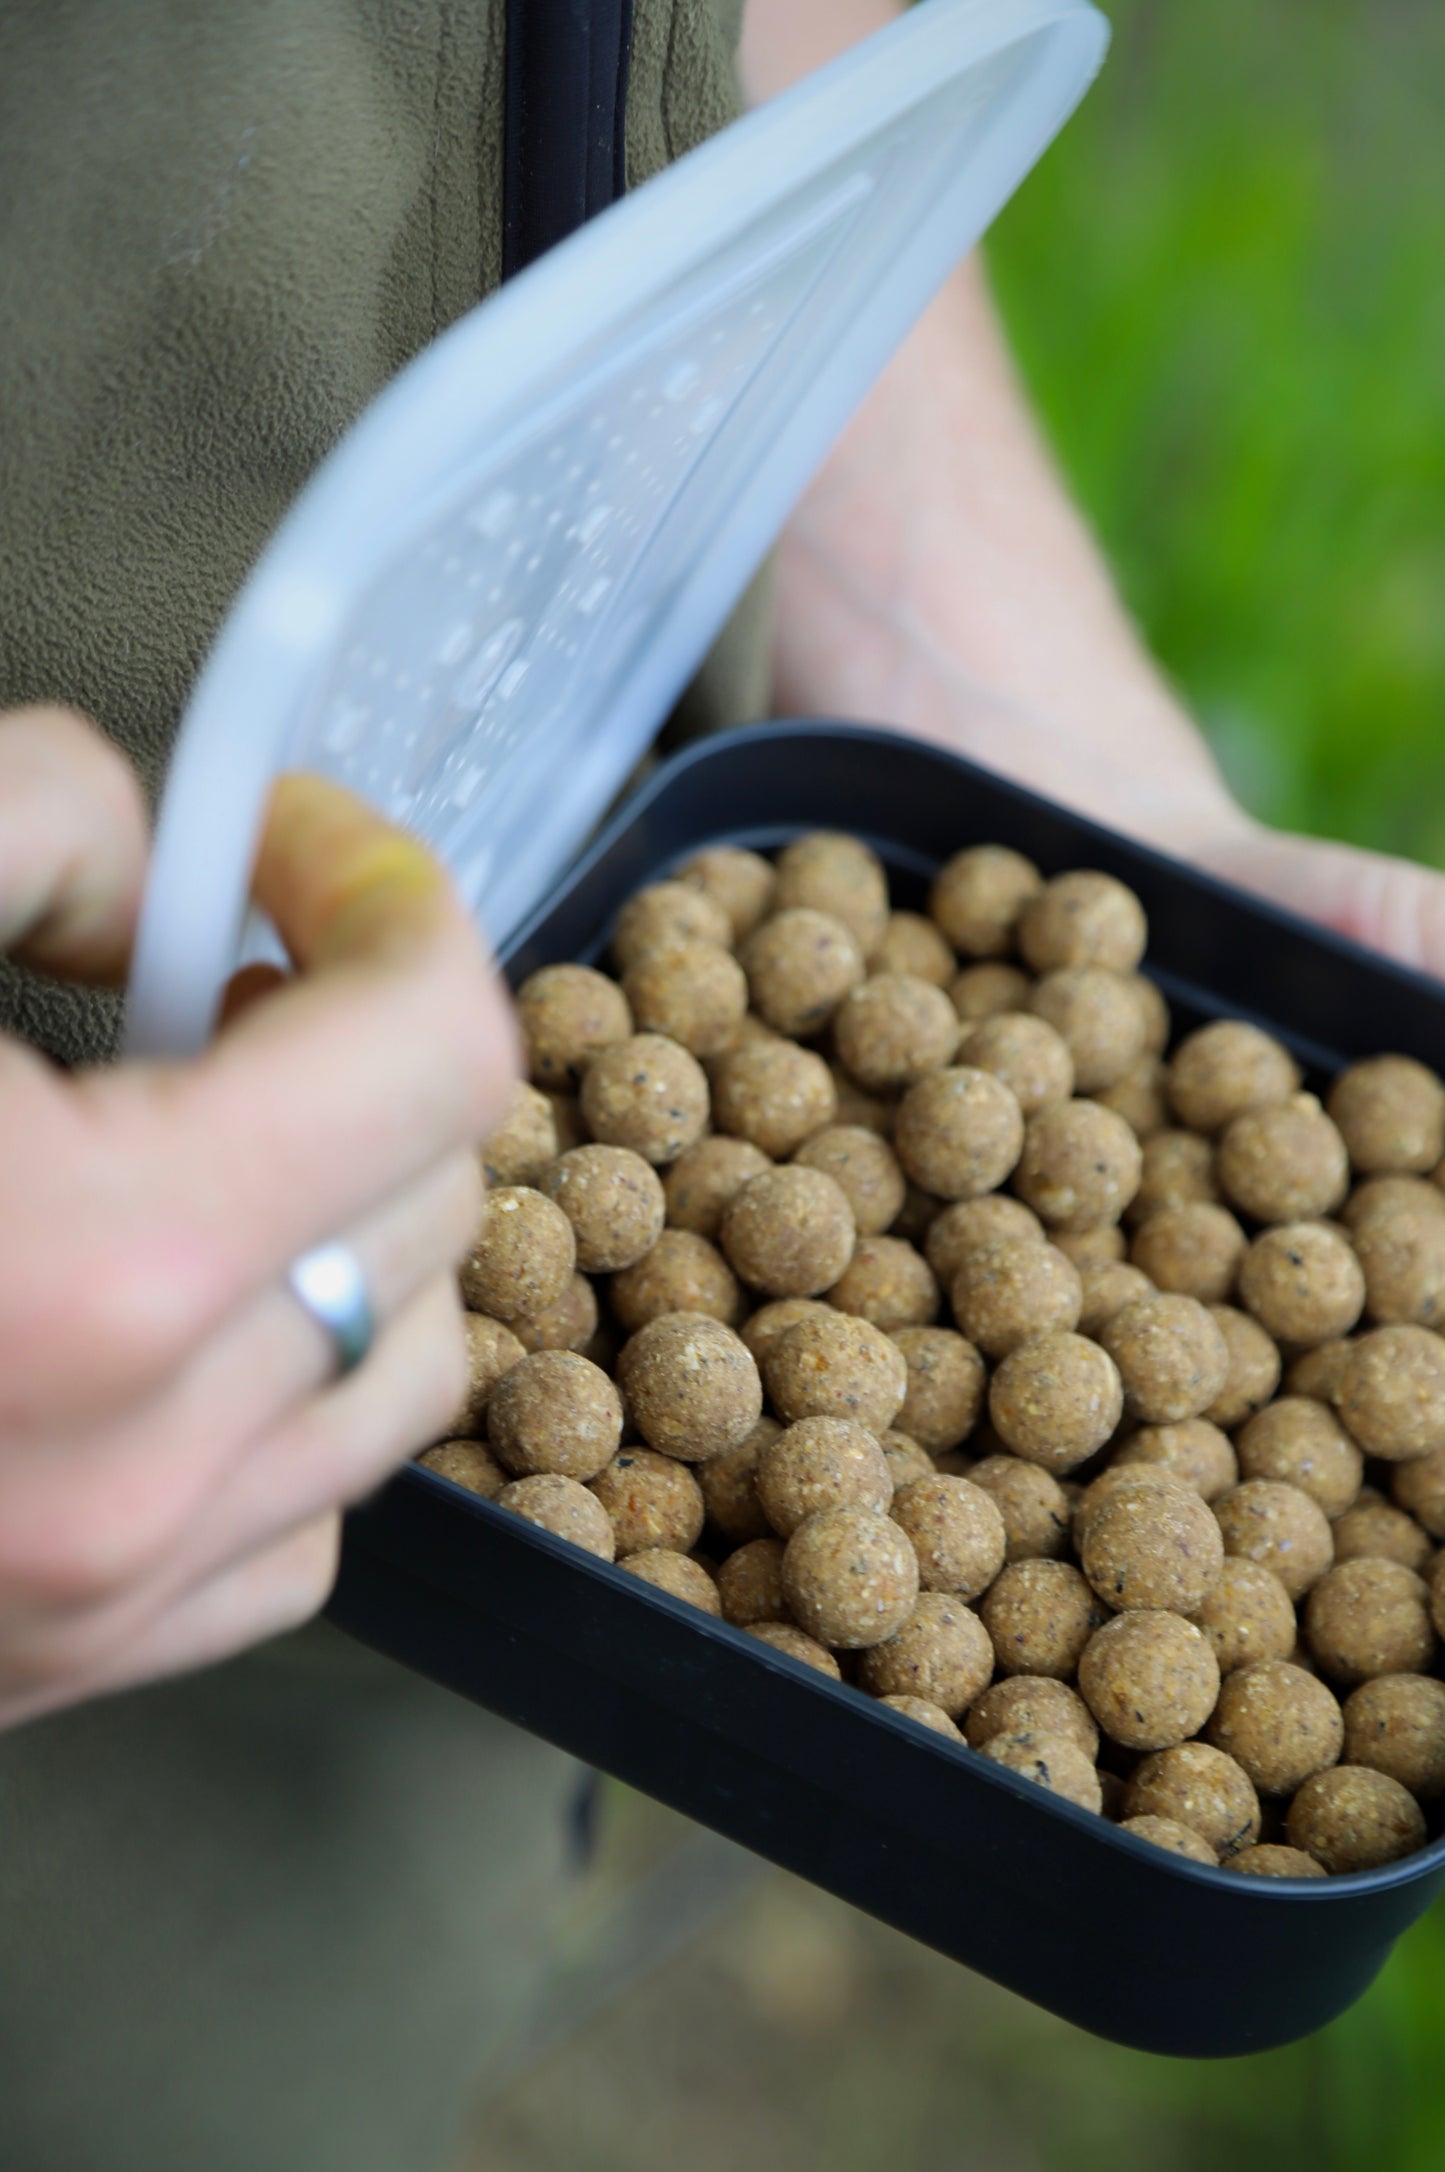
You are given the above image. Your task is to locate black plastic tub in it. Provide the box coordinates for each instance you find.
[329,720,1445,2059]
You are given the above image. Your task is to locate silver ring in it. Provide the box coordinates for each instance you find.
[288,1242,374,1377]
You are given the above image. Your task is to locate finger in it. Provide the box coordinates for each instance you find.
[257,773,472,970]
[147,1146,478,1479]
[2,1274,466,1696]
[0,1272,462,1714]
[96,1513,341,1698]
[181,1274,469,1570]
[66,779,518,1361]
[0,705,149,983]
[2,1515,342,1727]
[277,1151,482,1389]
[1204,822,1445,982]
[46,783,514,1396]
[0,1147,478,1568]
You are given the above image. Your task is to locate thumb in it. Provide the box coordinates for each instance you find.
[1204,818,1445,982]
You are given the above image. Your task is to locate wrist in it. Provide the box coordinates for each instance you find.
[769,248,1244,854]
[773,510,1242,858]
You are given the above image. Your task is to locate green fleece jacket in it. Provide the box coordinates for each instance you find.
[0,0,770,1062]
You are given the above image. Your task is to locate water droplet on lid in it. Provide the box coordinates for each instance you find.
[323,701,370,754]
[663,360,701,401]
[452,618,526,708]
[465,490,517,539]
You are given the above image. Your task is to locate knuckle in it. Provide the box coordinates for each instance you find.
[41,1082,231,1403]
[64,1250,209,1401]
[14,1528,116,1614]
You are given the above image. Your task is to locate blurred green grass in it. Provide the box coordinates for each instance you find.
[986,1,1445,2162]
[988,0,1445,865]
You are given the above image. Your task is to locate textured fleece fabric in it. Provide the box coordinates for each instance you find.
[0,0,766,1064]
[0,12,763,2172]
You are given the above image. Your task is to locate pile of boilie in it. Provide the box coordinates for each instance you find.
[420,832,1445,1880]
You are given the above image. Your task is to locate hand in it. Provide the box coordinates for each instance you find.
[743,0,1445,976]
[0,706,517,1731]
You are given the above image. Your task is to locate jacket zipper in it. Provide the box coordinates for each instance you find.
[503,0,635,277]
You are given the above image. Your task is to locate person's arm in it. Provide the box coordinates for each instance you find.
[741,0,1445,973]
[0,705,516,1730]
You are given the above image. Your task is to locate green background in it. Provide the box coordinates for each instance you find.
[983,2,1445,2150]
[990,0,1445,867]
[472,4,1445,2165]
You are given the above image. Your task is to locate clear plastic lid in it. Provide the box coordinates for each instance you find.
[125,0,1107,1056]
